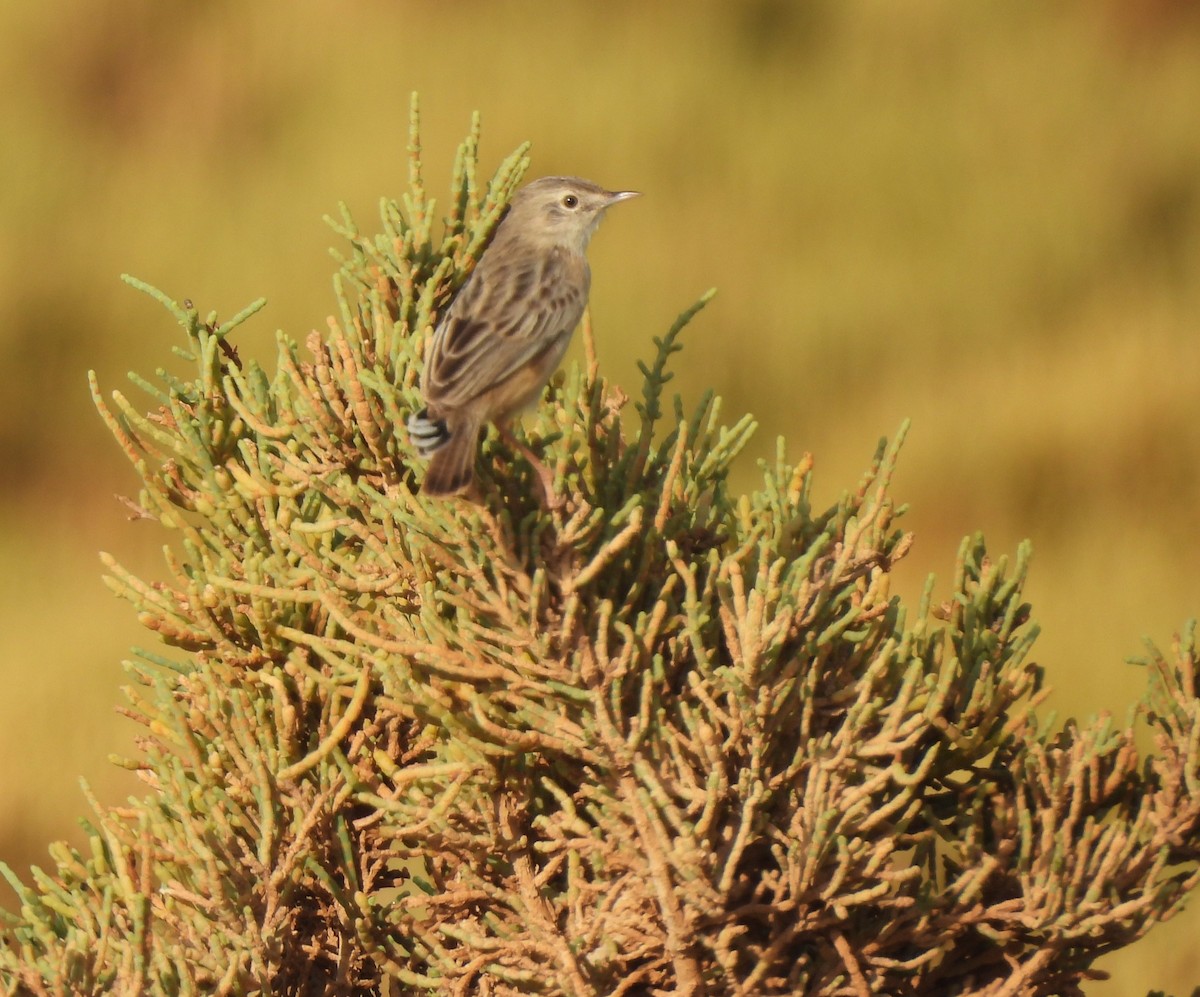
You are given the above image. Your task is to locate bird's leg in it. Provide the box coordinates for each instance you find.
[497,422,562,510]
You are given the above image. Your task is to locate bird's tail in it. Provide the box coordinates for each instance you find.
[407,408,479,496]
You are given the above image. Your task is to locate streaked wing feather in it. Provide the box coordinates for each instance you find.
[424,251,585,409]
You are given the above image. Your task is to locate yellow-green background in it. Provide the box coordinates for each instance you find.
[2,1,1198,990]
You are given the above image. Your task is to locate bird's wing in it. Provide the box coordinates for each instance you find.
[423,250,587,410]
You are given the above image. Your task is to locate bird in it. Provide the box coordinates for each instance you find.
[407,175,639,499]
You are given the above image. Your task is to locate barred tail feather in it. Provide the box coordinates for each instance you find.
[407,408,452,458]
[408,408,480,496]
[423,429,479,496]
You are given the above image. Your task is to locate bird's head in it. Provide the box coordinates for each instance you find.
[505,176,639,253]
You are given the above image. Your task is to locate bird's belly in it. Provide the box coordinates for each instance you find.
[489,330,575,422]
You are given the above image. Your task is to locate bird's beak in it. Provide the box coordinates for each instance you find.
[607,190,641,205]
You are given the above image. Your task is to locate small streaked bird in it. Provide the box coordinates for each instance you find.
[408,175,639,498]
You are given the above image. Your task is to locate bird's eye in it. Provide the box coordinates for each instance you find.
[562,194,579,209]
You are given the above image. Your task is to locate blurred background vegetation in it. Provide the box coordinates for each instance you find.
[1,0,1198,991]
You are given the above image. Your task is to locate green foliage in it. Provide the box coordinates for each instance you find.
[2,100,1200,996]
